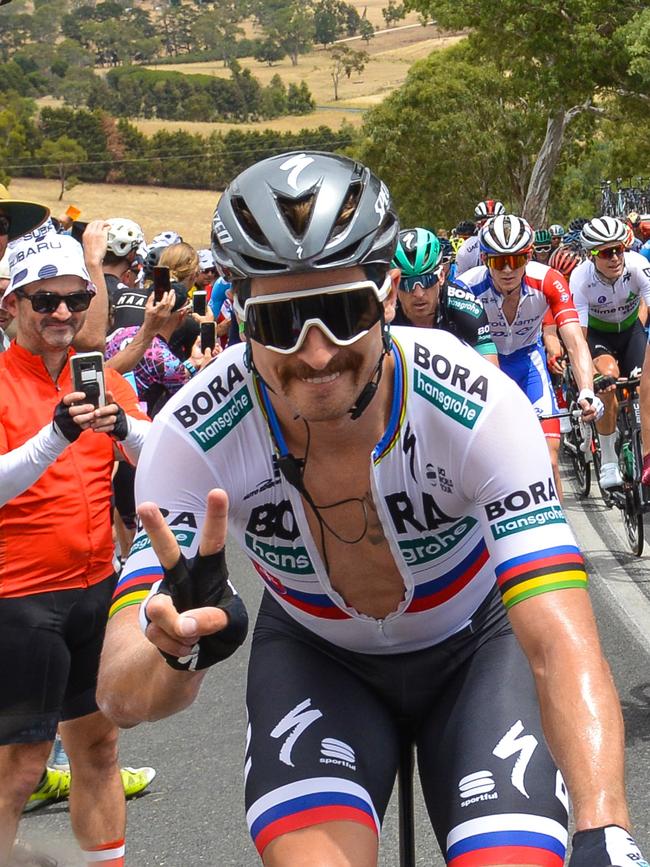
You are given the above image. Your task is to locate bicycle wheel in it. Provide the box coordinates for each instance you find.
[567,417,591,497]
[622,497,644,556]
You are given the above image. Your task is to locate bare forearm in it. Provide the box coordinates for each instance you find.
[75,264,109,351]
[511,591,630,830]
[105,327,155,373]
[98,617,204,727]
[562,325,594,392]
[533,646,628,829]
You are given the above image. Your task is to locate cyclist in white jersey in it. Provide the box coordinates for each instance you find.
[454,200,505,276]
[98,154,643,867]
[570,216,650,489]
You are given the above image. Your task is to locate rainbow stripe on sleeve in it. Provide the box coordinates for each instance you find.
[495,545,587,609]
[108,566,164,619]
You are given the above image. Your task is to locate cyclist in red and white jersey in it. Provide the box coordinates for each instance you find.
[570,216,650,488]
[457,215,601,498]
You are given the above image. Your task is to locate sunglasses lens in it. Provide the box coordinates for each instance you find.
[28,292,92,313]
[247,286,382,351]
[400,272,439,292]
[593,246,625,259]
[535,245,552,253]
[487,254,528,270]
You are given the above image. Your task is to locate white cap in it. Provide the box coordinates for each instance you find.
[7,216,58,250]
[3,233,95,307]
[198,248,215,271]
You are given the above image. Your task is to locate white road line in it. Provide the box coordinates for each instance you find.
[563,472,650,654]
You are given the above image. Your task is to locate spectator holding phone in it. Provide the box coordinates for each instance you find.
[0,232,150,867]
[105,281,218,417]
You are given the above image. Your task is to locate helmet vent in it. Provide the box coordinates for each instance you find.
[231,196,268,247]
[331,181,363,242]
[276,193,316,239]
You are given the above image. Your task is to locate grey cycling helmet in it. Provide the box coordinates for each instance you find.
[212,151,399,279]
[580,216,628,250]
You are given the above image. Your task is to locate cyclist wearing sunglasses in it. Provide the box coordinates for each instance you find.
[391,227,497,362]
[99,153,643,867]
[456,214,600,501]
[533,229,553,265]
[0,233,151,866]
[455,199,506,276]
[570,216,650,489]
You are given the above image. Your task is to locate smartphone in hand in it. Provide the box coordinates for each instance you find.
[193,290,207,317]
[70,351,106,408]
[152,266,171,302]
[200,321,216,353]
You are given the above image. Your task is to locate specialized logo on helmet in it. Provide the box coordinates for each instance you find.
[401,231,417,251]
[280,153,314,191]
[375,182,390,222]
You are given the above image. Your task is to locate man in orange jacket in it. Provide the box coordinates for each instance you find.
[0,232,150,867]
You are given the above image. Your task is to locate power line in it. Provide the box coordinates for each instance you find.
[3,134,357,171]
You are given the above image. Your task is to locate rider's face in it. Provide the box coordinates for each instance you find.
[247,266,396,423]
[593,245,626,281]
[486,260,528,295]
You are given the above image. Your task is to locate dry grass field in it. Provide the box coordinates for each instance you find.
[136,28,464,135]
[8,178,219,249]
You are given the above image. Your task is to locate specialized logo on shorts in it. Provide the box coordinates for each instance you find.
[493,720,537,799]
[458,771,498,807]
[271,698,322,767]
[320,738,356,771]
[129,527,196,555]
[399,516,477,566]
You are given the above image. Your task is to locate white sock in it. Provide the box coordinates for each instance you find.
[600,432,618,465]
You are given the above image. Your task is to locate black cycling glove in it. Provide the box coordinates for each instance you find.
[110,405,129,441]
[569,825,649,867]
[144,548,248,672]
[52,400,83,442]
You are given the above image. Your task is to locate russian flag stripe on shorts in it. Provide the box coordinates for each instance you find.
[447,814,567,867]
[247,779,379,855]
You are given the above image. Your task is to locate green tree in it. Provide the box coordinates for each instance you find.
[254,37,286,66]
[359,18,374,44]
[328,44,369,100]
[403,0,645,225]
[381,0,405,28]
[35,135,88,200]
[191,7,244,65]
[354,45,527,228]
[314,0,359,46]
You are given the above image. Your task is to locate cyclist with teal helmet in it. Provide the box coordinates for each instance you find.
[391,227,497,361]
[533,229,553,264]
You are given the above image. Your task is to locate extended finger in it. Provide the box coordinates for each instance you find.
[175,604,229,637]
[145,622,195,658]
[198,488,229,556]
[137,502,182,570]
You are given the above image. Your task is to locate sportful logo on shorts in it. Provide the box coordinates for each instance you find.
[490,505,565,539]
[414,368,484,429]
[189,385,253,452]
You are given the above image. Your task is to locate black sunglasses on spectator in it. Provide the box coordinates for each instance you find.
[14,288,93,313]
